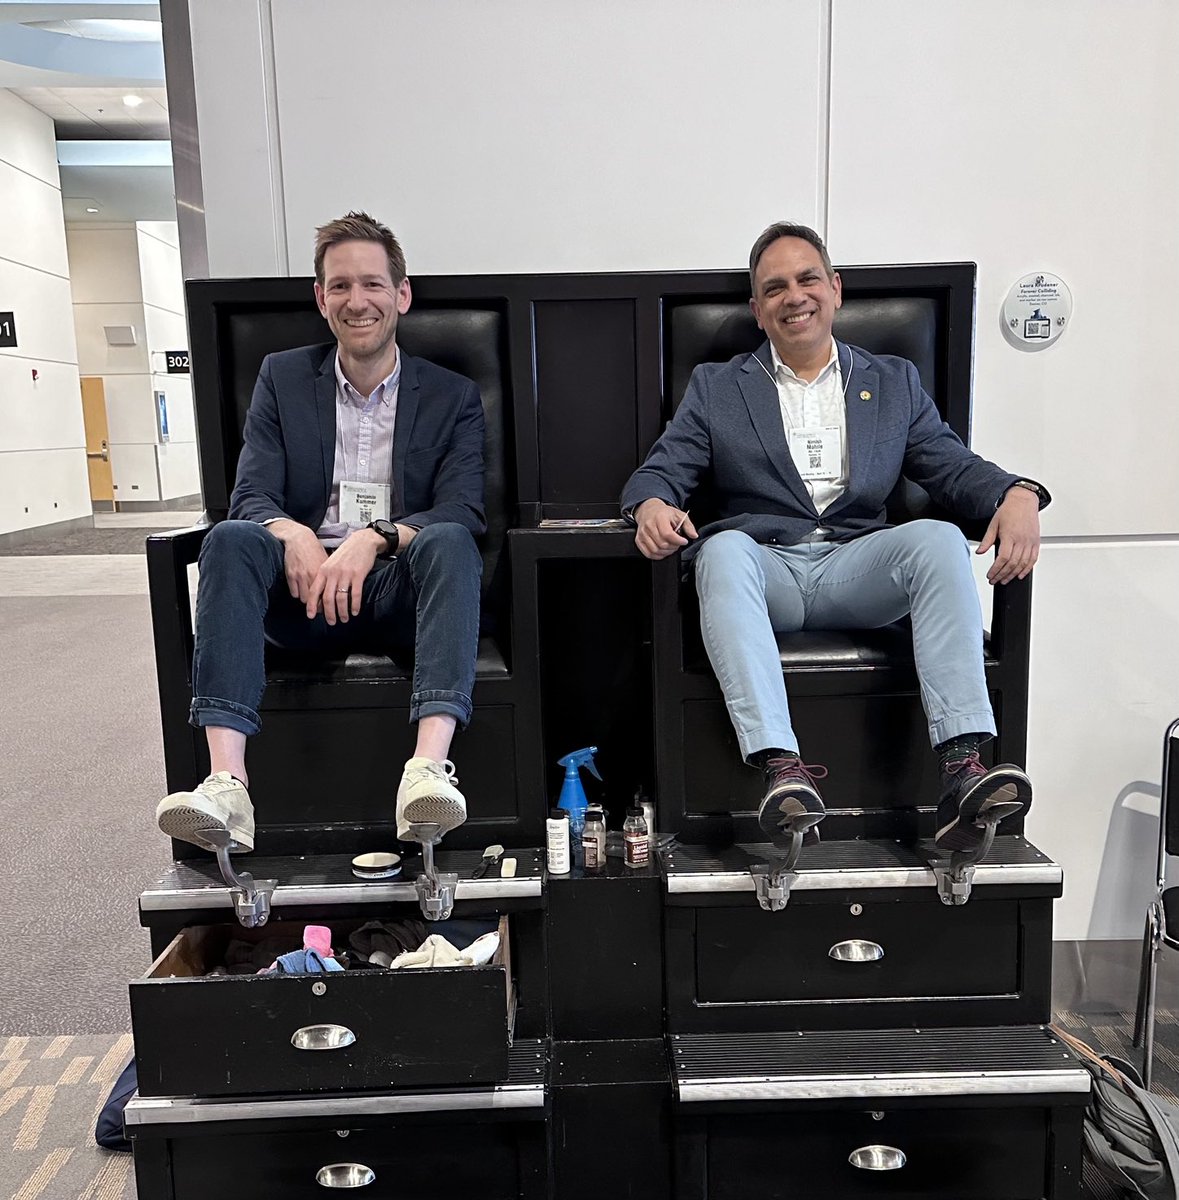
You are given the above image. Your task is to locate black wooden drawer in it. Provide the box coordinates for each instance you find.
[696,895,1016,1000]
[698,1106,1051,1200]
[131,915,513,1098]
[663,838,1057,1031]
[163,1122,538,1199]
[671,1027,1087,1200]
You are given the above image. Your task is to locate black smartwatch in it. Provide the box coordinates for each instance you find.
[368,519,400,558]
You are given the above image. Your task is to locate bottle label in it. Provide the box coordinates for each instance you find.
[546,823,570,873]
[625,833,650,867]
[583,837,601,869]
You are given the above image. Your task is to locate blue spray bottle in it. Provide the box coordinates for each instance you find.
[557,746,602,846]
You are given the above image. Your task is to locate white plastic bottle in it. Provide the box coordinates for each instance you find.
[546,808,571,874]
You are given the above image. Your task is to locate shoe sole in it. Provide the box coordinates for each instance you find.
[157,803,254,853]
[758,788,826,841]
[402,794,467,836]
[935,773,1031,853]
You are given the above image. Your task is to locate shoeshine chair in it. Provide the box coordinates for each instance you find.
[650,264,1035,843]
[147,277,543,857]
[1134,716,1179,1089]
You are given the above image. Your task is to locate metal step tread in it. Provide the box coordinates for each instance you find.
[124,1040,547,1126]
[140,848,544,912]
[671,1026,1088,1102]
[662,835,1060,895]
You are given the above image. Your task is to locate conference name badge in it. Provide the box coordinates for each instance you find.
[788,426,842,482]
[340,481,390,526]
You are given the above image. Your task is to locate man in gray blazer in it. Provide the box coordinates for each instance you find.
[156,212,483,852]
[622,222,1048,853]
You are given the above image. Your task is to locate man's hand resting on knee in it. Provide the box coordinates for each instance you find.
[268,519,329,607]
[634,498,698,561]
[977,486,1041,585]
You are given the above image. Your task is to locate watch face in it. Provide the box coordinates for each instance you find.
[371,520,398,553]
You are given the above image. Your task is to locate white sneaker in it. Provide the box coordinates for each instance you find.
[396,758,467,840]
[156,772,256,852]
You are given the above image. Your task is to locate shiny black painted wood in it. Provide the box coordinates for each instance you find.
[674,1102,1082,1200]
[547,863,665,1041]
[131,1108,548,1200]
[551,1039,671,1200]
[664,895,1054,1032]
[132,924,512,1098]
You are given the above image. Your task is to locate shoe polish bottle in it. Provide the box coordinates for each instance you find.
[624,806,650,868]
[546,808,571,875]
[582,805,606,873]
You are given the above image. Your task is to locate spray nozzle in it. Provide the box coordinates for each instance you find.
[558,745,602,782]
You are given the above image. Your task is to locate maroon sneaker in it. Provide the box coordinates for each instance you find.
[935,753,1031,853]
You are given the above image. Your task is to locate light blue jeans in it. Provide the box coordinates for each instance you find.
[693,521,994,761]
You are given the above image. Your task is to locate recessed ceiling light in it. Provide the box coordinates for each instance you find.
[122,94,144,108]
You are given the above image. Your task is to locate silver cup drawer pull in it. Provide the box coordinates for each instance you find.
[292,1024,357,1051]
[828,939,884,962]
[849,1144,907,1171]
[316,1162,375,1187]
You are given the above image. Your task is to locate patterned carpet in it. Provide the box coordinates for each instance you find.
[0,1034,135,1200]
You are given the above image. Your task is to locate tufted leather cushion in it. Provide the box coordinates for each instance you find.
[666,295,938,413]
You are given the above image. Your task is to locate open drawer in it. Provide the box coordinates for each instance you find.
[131,914,513,1099]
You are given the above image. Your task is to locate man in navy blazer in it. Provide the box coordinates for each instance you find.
[156,212,483,852]
[622,222,1049,853]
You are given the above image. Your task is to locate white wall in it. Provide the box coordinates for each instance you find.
[827,0,1179,939]
[65,221,198,503]
[0,90,88,536]
[179,0,1179,938]
[190,0,829,277]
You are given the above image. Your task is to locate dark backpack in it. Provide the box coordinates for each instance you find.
[1053,1026,1179,1200]
[94,1057,136,1152]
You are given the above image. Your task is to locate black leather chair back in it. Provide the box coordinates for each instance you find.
[199,292,510,605]
[665,294,944,527]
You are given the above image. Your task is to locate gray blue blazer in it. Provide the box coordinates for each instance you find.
[620,341,1025,566]
[229,342,486,536]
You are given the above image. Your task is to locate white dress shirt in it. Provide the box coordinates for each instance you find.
[769,339,848,515]
[316,350,401,546]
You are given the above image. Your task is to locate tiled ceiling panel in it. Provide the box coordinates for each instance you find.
[10,86,169,139]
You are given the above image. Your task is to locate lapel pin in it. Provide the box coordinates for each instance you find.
[860,390,872,401]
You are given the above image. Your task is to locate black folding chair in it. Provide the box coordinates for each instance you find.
[1133,716,1179,1089]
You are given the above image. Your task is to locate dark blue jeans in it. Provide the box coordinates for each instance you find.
[189,520,481,736]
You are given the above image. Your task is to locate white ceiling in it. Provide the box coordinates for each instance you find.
[1,5,173,220]
[11,83,168,137]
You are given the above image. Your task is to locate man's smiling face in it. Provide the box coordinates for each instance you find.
[314,239,411,365]
[749,236,842,373]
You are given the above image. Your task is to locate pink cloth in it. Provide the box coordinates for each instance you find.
[303,925,334,958]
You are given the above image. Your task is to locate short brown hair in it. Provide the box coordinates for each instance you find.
[313,211,406,286]
[748,222,834,292]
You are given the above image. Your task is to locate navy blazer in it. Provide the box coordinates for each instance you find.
[621,340,1027,566]
[229,342,486,536]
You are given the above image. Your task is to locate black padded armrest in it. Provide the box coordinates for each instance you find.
[146,524,210,697]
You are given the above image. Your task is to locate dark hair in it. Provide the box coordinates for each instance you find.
[313,211,406,286]
[748,222,833,292]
